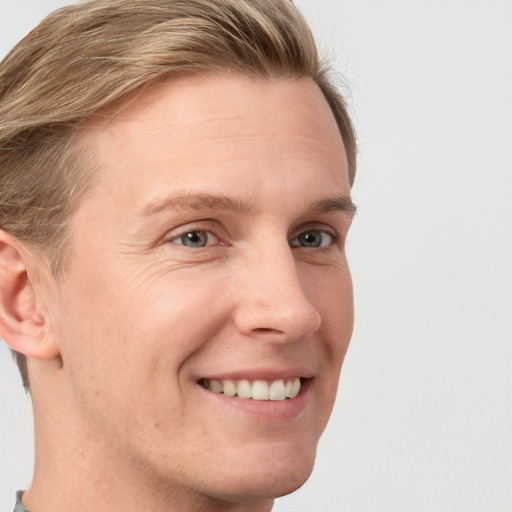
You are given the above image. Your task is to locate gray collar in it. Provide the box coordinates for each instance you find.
[13,491,29,512]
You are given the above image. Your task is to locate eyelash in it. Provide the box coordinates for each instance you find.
[171,230,221,248]
[169,227,339,250]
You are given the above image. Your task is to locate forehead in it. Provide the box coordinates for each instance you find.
[78,74,349,217]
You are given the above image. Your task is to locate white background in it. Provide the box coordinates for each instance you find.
[1,1,511,511]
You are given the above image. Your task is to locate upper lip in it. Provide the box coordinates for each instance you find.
[197,367,314,382]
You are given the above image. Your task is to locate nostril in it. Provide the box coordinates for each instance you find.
[252,327,282,334]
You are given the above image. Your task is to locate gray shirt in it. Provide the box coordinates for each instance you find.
[13,491,29,512]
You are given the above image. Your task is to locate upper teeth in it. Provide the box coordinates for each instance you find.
[202,378,302,401]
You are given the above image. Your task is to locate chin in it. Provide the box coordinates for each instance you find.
[269,463,315,498]
[207,471,314,505]
[205,446,317,503]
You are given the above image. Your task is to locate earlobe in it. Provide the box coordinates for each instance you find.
[0,230,59,360]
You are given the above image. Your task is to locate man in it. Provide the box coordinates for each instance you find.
[0,1,357,511]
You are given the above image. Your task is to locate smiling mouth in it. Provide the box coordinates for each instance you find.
[198,378,306,401]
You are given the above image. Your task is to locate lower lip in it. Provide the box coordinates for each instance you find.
[199,380,311,421]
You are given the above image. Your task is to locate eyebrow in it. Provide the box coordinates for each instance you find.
[306,195,357,218]
[140,192,257,217]
[140,192,356,219]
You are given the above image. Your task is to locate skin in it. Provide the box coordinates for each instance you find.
[0,74,354,512]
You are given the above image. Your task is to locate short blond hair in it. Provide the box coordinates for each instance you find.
[0,0,357,390]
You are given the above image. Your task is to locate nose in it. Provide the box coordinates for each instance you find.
[232,242,322,343]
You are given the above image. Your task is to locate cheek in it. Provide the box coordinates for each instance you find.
[53,264,235,448]
[305,263,353,395]
[304,260,354,337]
[57,261,233,390]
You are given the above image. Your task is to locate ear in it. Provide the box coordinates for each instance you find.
[0,230,60,359]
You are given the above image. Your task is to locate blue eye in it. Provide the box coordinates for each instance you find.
[173,230,215,248]
[291,230,333,248]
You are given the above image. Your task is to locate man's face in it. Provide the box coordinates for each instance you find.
[47,75,354,503]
